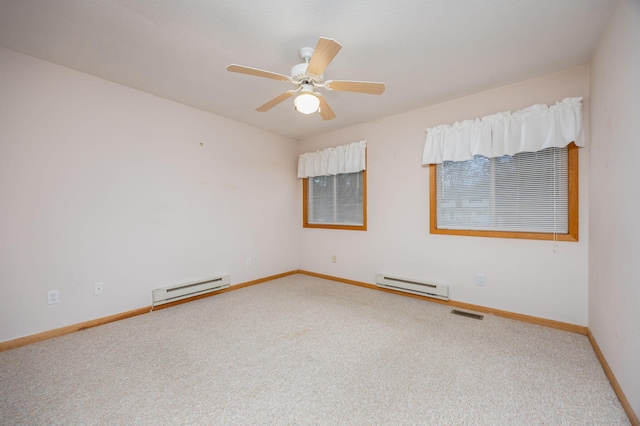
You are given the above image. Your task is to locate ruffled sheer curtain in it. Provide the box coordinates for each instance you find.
[297,140,367,178]
[422,97,584,165]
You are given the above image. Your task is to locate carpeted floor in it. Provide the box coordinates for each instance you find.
[0,274,630,425]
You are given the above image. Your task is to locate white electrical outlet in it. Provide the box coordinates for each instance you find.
[94,282,104,296]
[332,255,337,263]
[476,274,485,286]
[48,290,60,304]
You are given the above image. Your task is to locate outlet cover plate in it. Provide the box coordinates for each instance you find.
[48,290,60,304]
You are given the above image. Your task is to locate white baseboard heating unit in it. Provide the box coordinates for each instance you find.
[152,275,230,307]
[375,274,449,301]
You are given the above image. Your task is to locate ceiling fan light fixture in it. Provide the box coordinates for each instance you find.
[294,92,320,114]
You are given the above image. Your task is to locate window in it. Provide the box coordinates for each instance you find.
[303,170,366,230]
[430,143,578,241]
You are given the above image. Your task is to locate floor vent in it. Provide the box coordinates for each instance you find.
[152,275,230,307]
[451,309,484,320]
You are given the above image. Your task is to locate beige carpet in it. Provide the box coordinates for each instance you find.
[0,274,629,425]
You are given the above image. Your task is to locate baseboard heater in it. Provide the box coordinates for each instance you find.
[375,274,449,301]
[152,275,230,307]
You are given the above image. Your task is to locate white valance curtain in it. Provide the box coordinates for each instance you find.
[422,97,584,165]
[297,140,367,178]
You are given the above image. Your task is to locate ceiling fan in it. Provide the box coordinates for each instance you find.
[226,37,385,120]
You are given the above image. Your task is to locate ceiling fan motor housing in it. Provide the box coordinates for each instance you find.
[291,62,323,85]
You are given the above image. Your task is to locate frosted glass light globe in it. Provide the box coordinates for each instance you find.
[294,93,320,114]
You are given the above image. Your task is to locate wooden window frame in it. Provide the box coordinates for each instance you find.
[429,142,578,241]
[302,169,367,231]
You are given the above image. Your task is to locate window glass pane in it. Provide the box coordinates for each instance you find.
[335,172,363,225]
[309,176,334,224]
[438,156,491,228]
[436,147,568,233]
[308,172,363,226]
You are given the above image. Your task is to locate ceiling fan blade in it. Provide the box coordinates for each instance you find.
[324,80,385,95]
[306,37,342,76]
[256,91,296,112]
[227,64,290,82]
[316,94,336,121]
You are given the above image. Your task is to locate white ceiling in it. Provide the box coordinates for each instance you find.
[0,0,615,140]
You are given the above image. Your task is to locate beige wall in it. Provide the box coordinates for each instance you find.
[298,66,590,326]
[0,47,300,342]
[589,0,640,417]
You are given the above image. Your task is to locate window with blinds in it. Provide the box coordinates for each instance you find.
[430,143,578,241]
[304,171,365,230]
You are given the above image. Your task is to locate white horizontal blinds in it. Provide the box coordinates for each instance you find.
[436,146,568,233]
[308,176,333,224]
[335,172,363,224]
[308,172,363,225]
